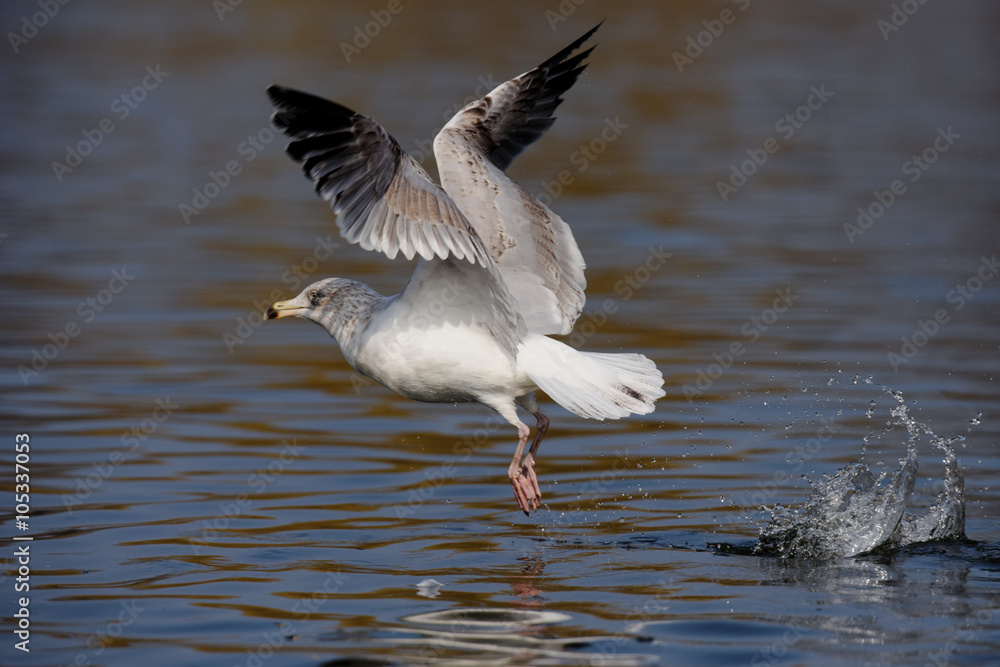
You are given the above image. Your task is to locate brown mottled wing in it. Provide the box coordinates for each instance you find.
[432,25,598,335]
[267,85,521,357]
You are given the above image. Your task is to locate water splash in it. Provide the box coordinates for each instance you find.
[755,388,966,559]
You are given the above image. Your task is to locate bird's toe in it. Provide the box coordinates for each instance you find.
[522,455,541,498]
[509,467,539,515]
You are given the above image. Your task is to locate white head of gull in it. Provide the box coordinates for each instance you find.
[266,22,665,514]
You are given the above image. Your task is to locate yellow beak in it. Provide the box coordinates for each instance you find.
[266,299,308,320]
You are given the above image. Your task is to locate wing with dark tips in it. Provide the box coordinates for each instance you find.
[455,21,601,171]
[268,85,493,269]
[267,85,522,357]
[431,24,600,335]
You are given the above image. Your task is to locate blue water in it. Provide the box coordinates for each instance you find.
[2,1,999,665]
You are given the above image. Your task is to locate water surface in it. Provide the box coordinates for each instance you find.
[2,1,999,665]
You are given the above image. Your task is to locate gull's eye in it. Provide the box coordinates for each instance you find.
[308,291,320,303]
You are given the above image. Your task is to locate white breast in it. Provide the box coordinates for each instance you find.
[348,303,536,404]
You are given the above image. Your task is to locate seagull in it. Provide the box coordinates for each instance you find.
[265,23,665,515]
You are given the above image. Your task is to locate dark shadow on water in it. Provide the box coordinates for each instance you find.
[708,536,998,564]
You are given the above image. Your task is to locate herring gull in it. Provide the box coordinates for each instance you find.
[265,23,665,514]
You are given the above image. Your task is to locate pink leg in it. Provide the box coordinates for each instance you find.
[507,422,539,515]
[493,397,549,515]
[521,411,549,501]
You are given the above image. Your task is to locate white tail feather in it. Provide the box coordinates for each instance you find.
[518,334,665,420]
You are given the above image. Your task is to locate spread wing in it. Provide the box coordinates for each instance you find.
[431,23,599,335]
[268,85,493,268]
[267,85,521,358]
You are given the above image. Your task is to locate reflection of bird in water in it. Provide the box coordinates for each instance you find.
[512,558,546,604]
[265,23,664,514]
